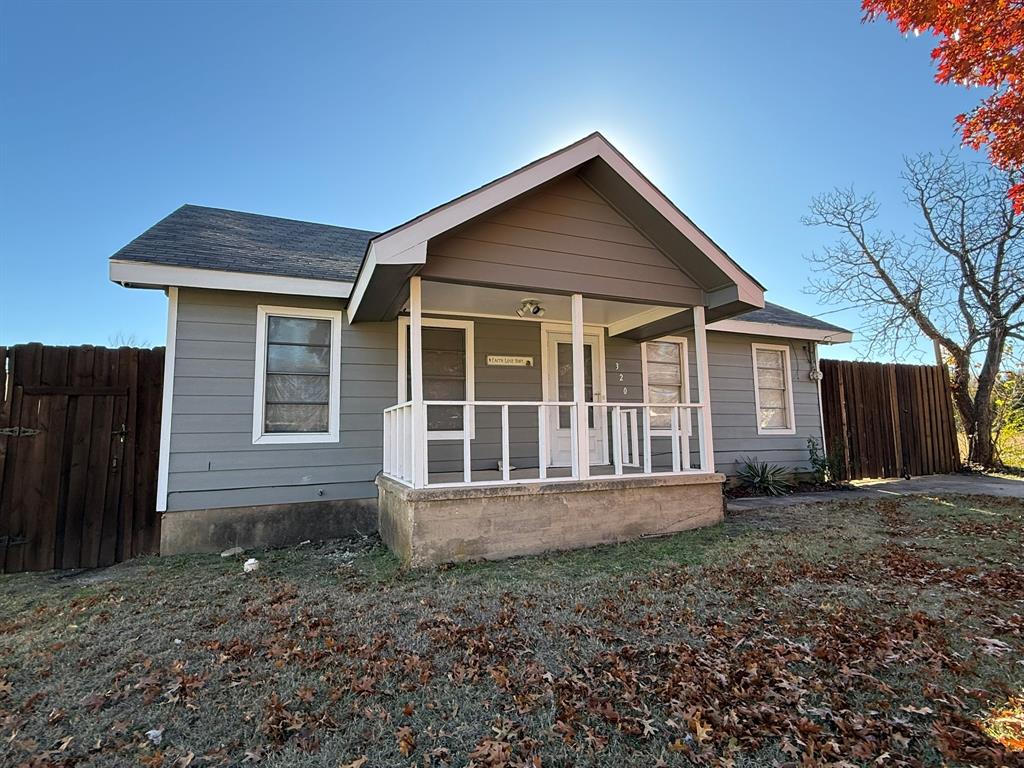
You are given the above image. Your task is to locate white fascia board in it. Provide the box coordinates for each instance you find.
[594,146,764,304]
[346,240,426,323]
[346,245,377,323]
[366,133,765,307]
[708,318,853,344]
[109,260,353,299]
[371,137,608,260]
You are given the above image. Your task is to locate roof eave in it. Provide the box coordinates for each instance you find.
[707,318,854,343]
[110,260,354,299]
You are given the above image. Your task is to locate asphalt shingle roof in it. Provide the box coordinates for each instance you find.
[110,204,378,283]
[111,205,850,335]
[736,302,849,334]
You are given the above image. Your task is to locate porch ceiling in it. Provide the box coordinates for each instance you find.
[415,282,682,331]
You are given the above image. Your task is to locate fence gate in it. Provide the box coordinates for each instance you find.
[820,359,960,481]
[0,344,164,572]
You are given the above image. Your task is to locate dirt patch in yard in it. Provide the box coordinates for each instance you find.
[1,497,1022,767]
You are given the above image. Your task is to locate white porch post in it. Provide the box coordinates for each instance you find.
[692,305,715,472]
[409,276,427,487]
[571,293,590,480]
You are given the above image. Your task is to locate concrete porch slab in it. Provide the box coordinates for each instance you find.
[377,472,726,567]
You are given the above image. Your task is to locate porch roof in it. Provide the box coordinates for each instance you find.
[346,133,767,325]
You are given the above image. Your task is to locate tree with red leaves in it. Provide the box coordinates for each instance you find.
[863,0,1024,212]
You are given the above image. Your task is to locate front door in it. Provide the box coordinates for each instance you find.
[543,329,606,467]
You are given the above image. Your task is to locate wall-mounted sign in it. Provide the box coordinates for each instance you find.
[486,355,534,367]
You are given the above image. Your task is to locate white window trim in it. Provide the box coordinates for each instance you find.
[156,286,178,512]
[751,342,797,436]
[640,335,692,437]
[253,305,342,445]
[398,316,475,440]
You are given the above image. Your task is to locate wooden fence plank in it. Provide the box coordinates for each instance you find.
[0,343,165,573]
[2,345,42,572]
[941,365,961,467]
[118,348,139,561]
[61,349,96,569]
[136,348,164,555]
[822,359,959,481]
[80,351,115,569]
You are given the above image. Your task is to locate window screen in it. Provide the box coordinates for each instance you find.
[646,341,684,429]
[406,326,468,432]
[755,347,791,430]
[263,316,332,433]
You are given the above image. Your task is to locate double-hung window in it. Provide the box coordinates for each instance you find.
[641,337,690,435]
[398,317,475,439]
[752,342,795,435]
[253,305,342,444]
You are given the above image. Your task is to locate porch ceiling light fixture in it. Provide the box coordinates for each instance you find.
[516,298,545,318]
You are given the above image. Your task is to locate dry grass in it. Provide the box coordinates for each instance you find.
[1,496,1022,767]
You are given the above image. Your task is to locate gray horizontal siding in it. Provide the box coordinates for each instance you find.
[703,331,822,476]
[167,293,824,509]
[421,175,703,306]
[166,288,396,512]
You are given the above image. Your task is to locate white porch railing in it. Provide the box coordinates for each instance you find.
[381,400,709,489]
[382,400,414,484]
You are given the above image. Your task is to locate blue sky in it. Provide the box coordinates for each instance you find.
[0,1,977,360]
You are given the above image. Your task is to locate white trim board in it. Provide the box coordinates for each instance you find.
[397,316,476,440]
[155,287,178,513]
[252,305,343,445]
[540,321,608,467]
[709,318,852,344]
[110,260,354,299]
[751,342,797,436]
[640,336,692,438]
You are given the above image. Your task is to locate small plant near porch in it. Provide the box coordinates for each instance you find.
[735,456,794,496]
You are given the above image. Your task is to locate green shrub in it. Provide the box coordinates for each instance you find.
[736,456,793,496]
[807,437,844,483]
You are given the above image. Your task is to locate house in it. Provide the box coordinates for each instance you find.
[109,133,851,566]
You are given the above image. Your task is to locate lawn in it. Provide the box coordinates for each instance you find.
[1,496,1022,767]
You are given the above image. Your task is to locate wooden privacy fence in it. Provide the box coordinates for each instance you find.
[0,344,164,573]
[820,359,960,481]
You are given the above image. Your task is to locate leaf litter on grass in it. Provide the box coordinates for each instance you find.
[0,495,1021,766]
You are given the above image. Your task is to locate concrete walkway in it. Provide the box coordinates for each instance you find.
[726,473,1024,513]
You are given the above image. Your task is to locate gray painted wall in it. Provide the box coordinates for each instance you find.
[167,288,395,512]
[166,291,822,511]
[421,174,704,307]
[702,331,822,476]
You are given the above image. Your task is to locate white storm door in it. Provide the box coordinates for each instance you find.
[543,330,606,468]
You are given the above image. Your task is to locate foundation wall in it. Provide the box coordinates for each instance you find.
[160,498,377,555]
[376,473,725,567]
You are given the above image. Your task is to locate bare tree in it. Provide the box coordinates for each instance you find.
[108,332,150,348]
[804,153,1023,467]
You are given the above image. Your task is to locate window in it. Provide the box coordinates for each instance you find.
[752,342,795,435]
[398,317,475,438]
[641,337,690,434]
[253,305,342,444]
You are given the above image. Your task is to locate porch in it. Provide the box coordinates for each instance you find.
[376,277,726,566]
[383,279,718,486]
[345,137,764,565]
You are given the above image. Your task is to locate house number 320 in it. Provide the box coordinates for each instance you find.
[614,362,627,394]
